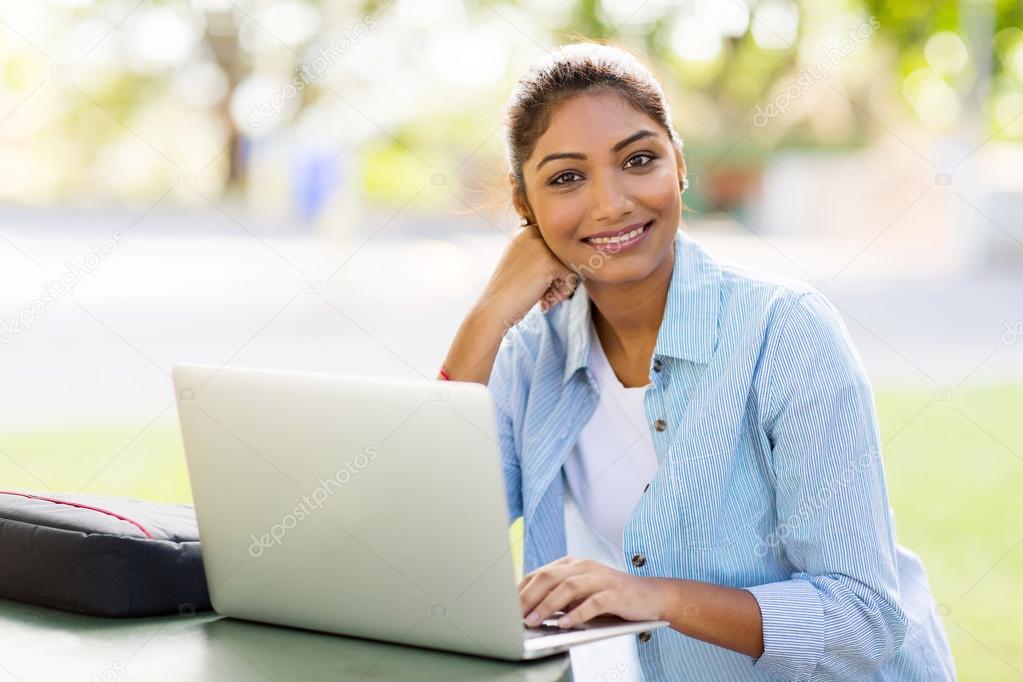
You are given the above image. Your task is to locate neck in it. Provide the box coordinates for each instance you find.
[585,241,675,362]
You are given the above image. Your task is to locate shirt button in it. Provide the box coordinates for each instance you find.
[652,358,663,372]
[638,631,652,643]
[653,419,667,432]
[631,553,646,567]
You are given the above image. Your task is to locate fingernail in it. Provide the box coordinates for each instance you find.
[558,615,572,628]
[525,612,540,626]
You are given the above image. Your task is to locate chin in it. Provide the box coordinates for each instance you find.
[593,261,654,282]
[584,244,673,287]
[579,258,660,287]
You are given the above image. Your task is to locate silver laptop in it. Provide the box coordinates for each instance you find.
[173,363,668,661]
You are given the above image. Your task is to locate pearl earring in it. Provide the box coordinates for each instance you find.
[681,176,689,193]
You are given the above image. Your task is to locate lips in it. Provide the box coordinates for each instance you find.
[582,220,654,245]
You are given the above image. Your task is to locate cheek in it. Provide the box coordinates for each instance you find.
[629,166,680,216]
[536,195,588,242]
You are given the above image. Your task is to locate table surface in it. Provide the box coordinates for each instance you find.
[0,599,573,682]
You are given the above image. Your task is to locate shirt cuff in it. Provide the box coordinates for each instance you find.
[745,577,825,681]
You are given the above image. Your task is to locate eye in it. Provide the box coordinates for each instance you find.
[548,152,658,187]
[550,171,583,186]
[625,152,657,169]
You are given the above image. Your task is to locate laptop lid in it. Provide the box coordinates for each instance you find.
[173,363,528,660]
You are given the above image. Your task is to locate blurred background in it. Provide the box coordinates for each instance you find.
[1,0,1021,678]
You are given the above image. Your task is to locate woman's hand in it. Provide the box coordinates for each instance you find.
[476,224,579,330]
[439,224,578,385]
[518,556,667,628]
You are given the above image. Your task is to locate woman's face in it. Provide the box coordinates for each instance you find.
[514,90,684,285]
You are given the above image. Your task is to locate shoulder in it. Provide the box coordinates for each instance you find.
[721,260,817,317]
[717,262,855,362]
[709,259,863,395]
[708,256,828,351]
[488,303,559,411]
[732,278,870,425]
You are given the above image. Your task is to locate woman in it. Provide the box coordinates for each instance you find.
[440,43,955,681]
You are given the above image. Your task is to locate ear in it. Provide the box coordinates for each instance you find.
[673,145,687,187]
[509,172,535,225]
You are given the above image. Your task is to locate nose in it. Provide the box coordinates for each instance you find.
[589,168,634,224]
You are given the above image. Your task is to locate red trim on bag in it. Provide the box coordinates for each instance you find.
[0,491,154,539]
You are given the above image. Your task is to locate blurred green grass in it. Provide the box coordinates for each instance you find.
[1,385,1020,680]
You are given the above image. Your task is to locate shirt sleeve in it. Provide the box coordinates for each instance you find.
[487,328,523,526]
[745,292,909,681]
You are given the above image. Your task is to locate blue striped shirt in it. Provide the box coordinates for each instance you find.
[487,229,955,680]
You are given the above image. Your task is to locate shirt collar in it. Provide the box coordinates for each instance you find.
[557,229,722,386]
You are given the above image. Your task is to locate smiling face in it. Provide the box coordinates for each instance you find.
[512,89,685,286]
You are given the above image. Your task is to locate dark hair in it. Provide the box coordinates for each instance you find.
[502,41,686,219]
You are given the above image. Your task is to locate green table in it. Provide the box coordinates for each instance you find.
[0,599,572,681]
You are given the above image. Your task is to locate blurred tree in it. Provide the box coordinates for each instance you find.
[3,0,1021,205]
[201,7,245,185]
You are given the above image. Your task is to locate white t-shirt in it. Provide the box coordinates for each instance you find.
[563,318,659,560]
[561,319,659,681]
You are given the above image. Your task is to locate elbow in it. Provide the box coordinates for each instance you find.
[830,586,909,676]
[863,596,908,673]
[810,574,909,678]
[880,596,909,666]
[747,574,909,681]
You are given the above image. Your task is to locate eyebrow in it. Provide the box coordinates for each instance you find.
[534,130,657,172]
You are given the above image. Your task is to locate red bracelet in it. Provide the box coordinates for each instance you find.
[438,367,451,381]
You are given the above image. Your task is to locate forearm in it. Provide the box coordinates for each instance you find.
[651,577,764,658]
[439,302,511,385]
[441,225,572,384]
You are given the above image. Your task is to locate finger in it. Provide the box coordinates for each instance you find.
[518,568,561,614]
[539,286,564,313]
[523,573,596,626]
[559,590,613,628]
[550,274,578,301]
[519,572,593,625]
[517,565,552,599]
[517,556,576,591]
[558,271,580,295]
[543,271,579,308]
[515,564,572,617]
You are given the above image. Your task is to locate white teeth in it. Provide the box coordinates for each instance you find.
[587,223,647,245]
